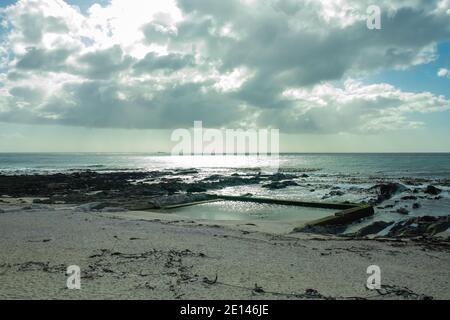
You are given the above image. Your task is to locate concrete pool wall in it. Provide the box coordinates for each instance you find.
[157,194,374,232]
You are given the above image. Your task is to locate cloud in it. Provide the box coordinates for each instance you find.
[16,47,73,71]
[0,0,449,133]
[76,45,135,79]
[133,52,195,74]
[437,68,450,78]
[259,80,450,134]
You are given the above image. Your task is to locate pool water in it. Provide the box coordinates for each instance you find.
[162,200,336,222]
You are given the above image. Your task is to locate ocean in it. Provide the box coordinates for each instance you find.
[1,152,450,178]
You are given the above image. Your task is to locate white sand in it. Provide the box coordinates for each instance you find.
[0,199,449,300]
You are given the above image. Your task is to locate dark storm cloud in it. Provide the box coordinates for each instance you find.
[133,52,195,74]
[16,47,73,71]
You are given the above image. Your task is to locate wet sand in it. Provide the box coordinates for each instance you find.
[0,199,449,300]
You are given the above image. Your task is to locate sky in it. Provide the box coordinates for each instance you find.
[0,0,449,152]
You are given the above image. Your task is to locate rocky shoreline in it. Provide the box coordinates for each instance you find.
[0,170,449,240]
[0,170,449,299]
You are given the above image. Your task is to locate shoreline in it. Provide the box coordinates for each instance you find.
[0,197,449,300]
[0,170,449,299]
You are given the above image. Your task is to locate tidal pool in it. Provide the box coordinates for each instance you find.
[161,200,336,222]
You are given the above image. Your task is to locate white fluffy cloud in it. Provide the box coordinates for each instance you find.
[262,80,450,133]
[0,0,449,133]
[438,68,450,78]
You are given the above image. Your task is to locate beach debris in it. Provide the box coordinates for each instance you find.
[424,185,442,195]
[27,238,52,243]
[375,285,433,300]
[293,224,345,235]
[203,273,218,285]
[252,283,265,294]
[303,288,327,299]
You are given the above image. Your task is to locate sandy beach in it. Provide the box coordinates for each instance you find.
[0,196,449,300]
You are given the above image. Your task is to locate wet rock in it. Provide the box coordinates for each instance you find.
[174,169,198,175]
[387,215,450,238]
[396,208,409,215]
[186,186,207,193]
[269,173,297,181]
[369,183,408,204]
[354,221,394,237]
[401,195,417,200]
[412,203,421,209]
[240,193,253,197]
[424,185,442,195]
[434,230,450,240]
[33,198,52,204]
[322,190,345,199]
[262,180,298,190]
[202,174,224,181]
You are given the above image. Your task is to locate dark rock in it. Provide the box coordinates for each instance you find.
[354,221,394,237]
[387,215,450,238]
[186,186,207,193]
[369,183,408,204]
[321,190,345,199]
[262,180,298,190]
[424,185,442,195]
[401,195,417,200]
[174,169,198,175]
[396,208,409,215]
[412,203,421,209]
[269,173,297,181]
[240,193,253,197]
[33,198,53,204]
[202,174,224,181]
